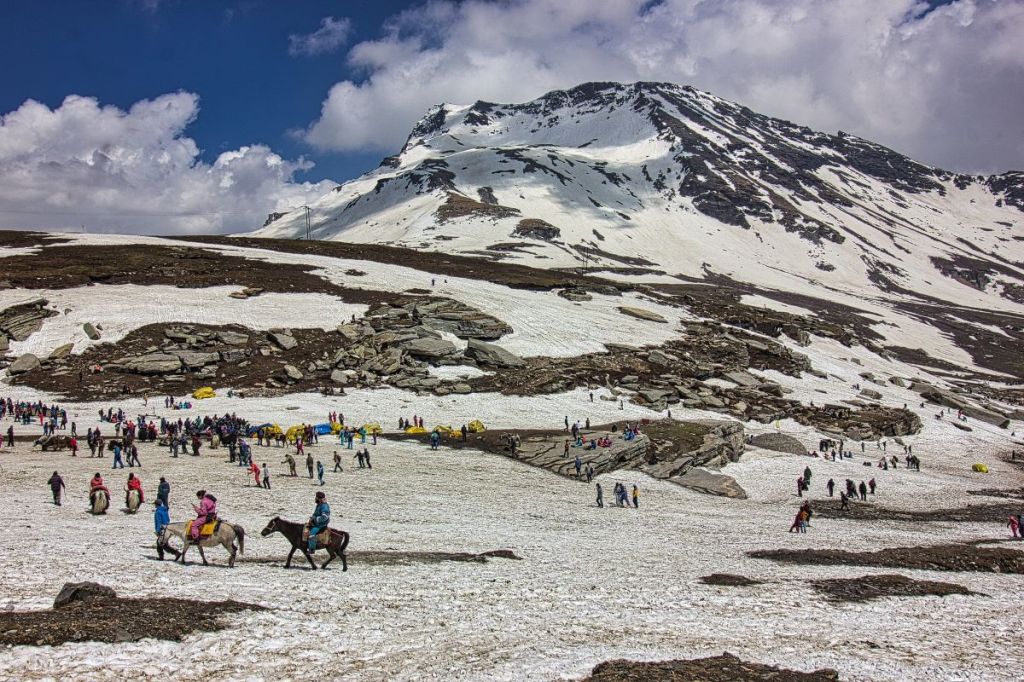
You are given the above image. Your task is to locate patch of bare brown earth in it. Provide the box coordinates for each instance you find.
[0,582,262,646]
[582,653,839,682]
[749,544,1024,573]
[699,573,763,586]
[811,574,978,603]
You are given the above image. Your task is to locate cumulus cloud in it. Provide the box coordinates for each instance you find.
[303,0,1024,173]
[0,92,336,235]
[289,16,353,57]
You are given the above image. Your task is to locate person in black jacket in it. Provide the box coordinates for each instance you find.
[48,471,65,505]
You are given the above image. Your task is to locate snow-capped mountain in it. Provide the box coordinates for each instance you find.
[255,81,1023,317]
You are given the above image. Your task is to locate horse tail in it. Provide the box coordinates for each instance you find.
[338,530,350,554]
[235,525,245,554]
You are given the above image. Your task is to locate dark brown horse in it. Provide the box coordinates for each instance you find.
[261,517,349,570]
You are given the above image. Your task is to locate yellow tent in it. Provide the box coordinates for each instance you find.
[285,425,307,442]
[467,419,486,433]
[330,422,343,434]
[972,463,989,473]
[261,424,283,437]
[433,425,455,434]
[405,426,427,434]
[192,386,216,399]
[361,422,383,434]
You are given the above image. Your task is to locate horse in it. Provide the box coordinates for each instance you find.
[125,489,141,514]
[89,489,109,515]
[160,520,245,567]
[261,517,349,571]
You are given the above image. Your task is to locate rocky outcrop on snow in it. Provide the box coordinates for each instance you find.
[464,339,524,368]
[749,433,807,455]
[8,353,40,375]
[0,299,55,368]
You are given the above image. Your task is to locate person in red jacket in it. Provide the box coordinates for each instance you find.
[125,472,144,506]
[249,459,261,487]
[69,437,78,457]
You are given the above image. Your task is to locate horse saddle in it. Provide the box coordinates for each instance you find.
[302,526,331,547]
[187,520,220,538]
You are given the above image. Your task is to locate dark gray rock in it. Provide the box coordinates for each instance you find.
[83,323,101,340]
[54,582,116,609]
[269,331,298,351]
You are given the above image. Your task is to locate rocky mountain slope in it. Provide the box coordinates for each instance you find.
[256,81,1023,316]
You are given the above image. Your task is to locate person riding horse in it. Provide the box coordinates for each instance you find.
[307,491,330,553]
[125,473,144,507]
[89,473,110,501]
[191,490,217,540]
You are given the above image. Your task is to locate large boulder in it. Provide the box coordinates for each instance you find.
[723,370,761,388]
[49,343,75,360]
[176,351,220,369]
[83,323,101,340]
[216,331,249,346]
[618,306,667,323]
[283,364,304,381]
[671,468,747,499]
[403,338,458,359]
[750,432,807,455]
[121,353,182,374]
[8,353,40,375]
[464,339,524,368]
[54,582,116,609]
[917,384,1009,428]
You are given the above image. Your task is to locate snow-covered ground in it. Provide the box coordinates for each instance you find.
[0,384,1021,681]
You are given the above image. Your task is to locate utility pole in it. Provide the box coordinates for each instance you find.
[303,205,311,241]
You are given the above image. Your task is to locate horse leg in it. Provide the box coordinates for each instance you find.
[228,541,237,568]
[341,551,348,572]
[179,541,189,564]
[302,548,317,570]
[321,549,334,570]
[285,546,296,568]
[198,544,208,566]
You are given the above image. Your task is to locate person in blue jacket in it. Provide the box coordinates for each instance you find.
[154,498,179,560]
[307,491,330,553]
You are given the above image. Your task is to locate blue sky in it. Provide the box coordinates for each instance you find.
[0,0,1019,234]
[0,0,408,183]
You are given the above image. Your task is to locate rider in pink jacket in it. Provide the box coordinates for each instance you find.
[190,490,217,540]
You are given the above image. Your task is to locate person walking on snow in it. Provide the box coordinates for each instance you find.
[333,450,343,473]
[306,453,314,479]
[317,460,325,486]
[48,471,65,505]
[826,478,835,497]
[632,484,639,509]
[868,478,876,495]
[858,481,868,502]
[595,483,604,508]
[262,463,271,490]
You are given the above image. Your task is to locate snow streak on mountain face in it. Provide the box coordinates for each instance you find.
[255,82,1024,326]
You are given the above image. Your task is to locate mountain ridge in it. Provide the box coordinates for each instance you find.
[254,81,1024,347]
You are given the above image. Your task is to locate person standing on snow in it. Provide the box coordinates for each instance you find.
[595,483,604,508]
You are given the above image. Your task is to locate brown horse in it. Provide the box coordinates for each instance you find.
[261,517,349,570]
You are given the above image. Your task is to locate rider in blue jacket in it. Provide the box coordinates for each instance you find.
[307,491,330,553]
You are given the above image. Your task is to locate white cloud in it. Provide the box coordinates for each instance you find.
[289,16,353,57]
[303,0,1024,173]
[0,93,337,235]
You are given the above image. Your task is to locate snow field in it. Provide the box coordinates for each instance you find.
[0,410,1020,681]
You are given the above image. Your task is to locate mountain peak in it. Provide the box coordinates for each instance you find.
[254,80,1023,328]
